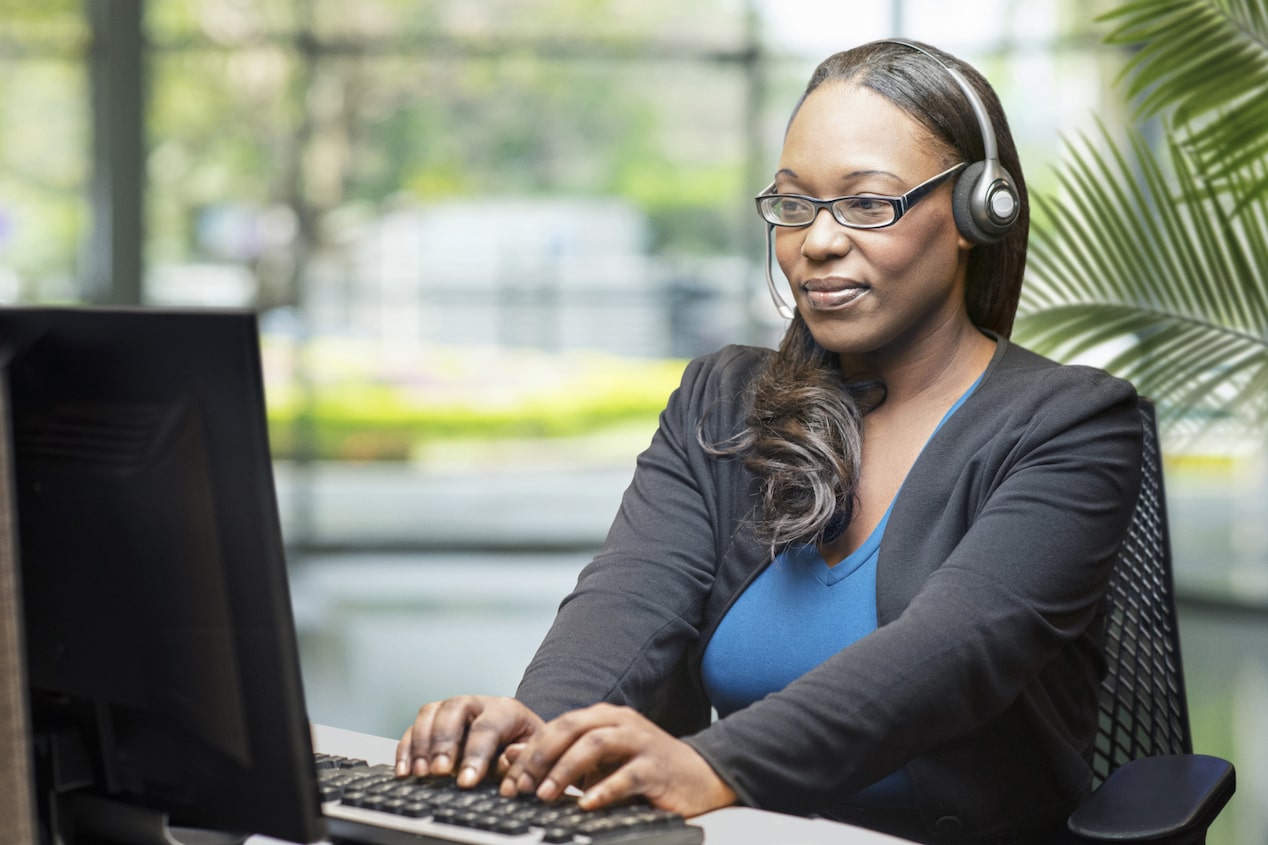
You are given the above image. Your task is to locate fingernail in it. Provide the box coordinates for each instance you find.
[413,758,429,777]
[517,773,536,794]
[537,778,559,800]
[395,759,408,777]
[432,753,451,774]
[458,765,478,787]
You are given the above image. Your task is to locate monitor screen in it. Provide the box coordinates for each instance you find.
[1,307,323,844]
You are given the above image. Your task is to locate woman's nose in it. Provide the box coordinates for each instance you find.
[799,207,853,260]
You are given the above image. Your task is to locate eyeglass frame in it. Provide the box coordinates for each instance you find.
[755,162,968,230]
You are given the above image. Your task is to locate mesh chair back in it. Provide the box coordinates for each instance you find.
[1090,398,1192,787]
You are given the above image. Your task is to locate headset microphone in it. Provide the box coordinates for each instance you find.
[763,222,796,321]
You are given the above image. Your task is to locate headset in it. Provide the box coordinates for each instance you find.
[761,39,1021,320]
[891,39,1021,245]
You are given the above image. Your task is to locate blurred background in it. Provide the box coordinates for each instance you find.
[1,1,1263,842]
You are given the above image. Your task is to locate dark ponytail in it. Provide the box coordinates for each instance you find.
[703,315,882,553]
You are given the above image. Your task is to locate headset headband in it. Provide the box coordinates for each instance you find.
[882,39,1020,244]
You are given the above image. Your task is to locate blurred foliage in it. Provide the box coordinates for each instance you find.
[2,0,753,302]
[143,0,751,278]
[1017,0,1268,440]
[0,1,85,299]
[0,0,85,40]
[261,336,686,460]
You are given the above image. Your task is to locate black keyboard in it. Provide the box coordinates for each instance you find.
[315,753,705,845]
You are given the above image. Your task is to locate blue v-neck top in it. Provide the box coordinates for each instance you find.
[700,375,982,807]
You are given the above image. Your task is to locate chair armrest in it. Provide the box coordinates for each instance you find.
[1067,754,1235,844]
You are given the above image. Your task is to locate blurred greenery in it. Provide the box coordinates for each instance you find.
[1,1,755,303]
[143,0,751,277]
[1016,0,1268,441]
[262,337,686,460]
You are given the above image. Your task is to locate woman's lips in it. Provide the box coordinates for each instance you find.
[802,279,869,310]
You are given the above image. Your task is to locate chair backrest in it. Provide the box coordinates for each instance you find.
[1090,397,1192,787]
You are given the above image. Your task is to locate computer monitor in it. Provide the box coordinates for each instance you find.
[0,307,324,845]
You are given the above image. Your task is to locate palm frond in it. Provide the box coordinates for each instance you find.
[1098,0,1268,193]
[1101,0,1268,119]
[1016,123,1268,436]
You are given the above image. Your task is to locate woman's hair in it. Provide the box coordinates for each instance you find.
[715,40,1029,553]
[706,314,883,551]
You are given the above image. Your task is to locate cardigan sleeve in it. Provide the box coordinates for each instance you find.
[683,362,1143,820]
[514,345,760,723]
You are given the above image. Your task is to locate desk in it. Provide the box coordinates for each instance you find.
[253,724,914,845]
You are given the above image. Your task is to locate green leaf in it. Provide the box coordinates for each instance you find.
[1097,0,1268,198]
[1016,122,1268,437]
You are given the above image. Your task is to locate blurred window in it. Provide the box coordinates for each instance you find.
[0,2,88,303]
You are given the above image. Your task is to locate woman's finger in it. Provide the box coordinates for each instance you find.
[500,703,627,797]
[455,705,534,787]
[397,696,548,785]
[577,757,655,810]
[497,741,526,775]
[399,701,443,776]
[533,724,630,802]
[422,696,483,776]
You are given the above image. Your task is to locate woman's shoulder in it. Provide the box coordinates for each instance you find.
[990,336,1139,405]
[661,345,772,438]
[959,336,1144,452]
[694,343,773,371]
[678,344,773,394]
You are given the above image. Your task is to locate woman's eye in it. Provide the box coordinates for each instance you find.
[838,197,891,220]
[775,199,813,221]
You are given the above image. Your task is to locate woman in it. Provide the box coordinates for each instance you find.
[397,40,1143,843]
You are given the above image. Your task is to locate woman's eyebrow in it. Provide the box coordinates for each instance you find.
[774,167,903,188]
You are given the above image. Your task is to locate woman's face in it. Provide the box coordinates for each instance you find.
[773,81,974,362]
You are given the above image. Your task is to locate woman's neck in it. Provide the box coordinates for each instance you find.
[841,320,996,409]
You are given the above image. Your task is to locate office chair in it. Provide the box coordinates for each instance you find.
[1066,398,1236,844]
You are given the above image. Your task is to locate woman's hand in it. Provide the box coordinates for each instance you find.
[499,703,738,817]
[396,695,544,787]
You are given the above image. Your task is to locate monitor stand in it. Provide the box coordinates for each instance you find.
[34,723,249,845]
[69,793,249,845]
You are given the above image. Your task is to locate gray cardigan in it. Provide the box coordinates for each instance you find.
[516,337,1143,843]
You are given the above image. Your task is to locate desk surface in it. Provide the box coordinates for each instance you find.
[257,724,914,845]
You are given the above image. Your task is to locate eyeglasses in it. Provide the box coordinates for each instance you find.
[755,162,967,230]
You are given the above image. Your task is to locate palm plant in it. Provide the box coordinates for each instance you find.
[1015,0,1268,438]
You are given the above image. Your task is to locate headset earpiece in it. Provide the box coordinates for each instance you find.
[952,160,1020,245]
